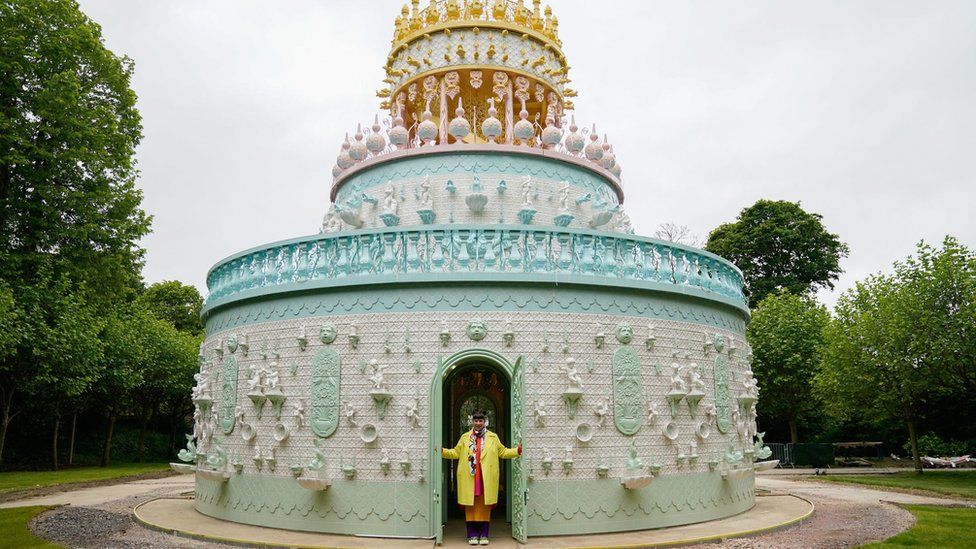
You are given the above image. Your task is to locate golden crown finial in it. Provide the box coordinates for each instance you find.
[389,0,562,54]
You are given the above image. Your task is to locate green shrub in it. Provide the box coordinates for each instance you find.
[904,434,974,457]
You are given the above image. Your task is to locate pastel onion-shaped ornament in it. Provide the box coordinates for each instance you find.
[598,135,616,169]
[417,101,439,145]
[336,134,354,169]
[541,117,562,148]
[584,124,604,161]
[366,114,386,154]
[332,164,343,178]
[564,116,585,154]
[349,124,368,161]
[389,111,409,149]
[448,98,470,140]
[481,98,503,142]
[513,101,534,144]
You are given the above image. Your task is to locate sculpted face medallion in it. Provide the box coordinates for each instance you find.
[319,323,337,344]
[616,323,633,344]
[466,320,487,341]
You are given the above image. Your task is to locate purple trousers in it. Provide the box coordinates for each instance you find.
[466,521,489,539]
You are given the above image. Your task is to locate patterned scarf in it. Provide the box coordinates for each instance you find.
[468,427,486,476]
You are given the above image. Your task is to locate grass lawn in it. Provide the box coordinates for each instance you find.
[0,506,62,548]
[0,462,170,494]
[861,505,976,548]
[819,470,976,499]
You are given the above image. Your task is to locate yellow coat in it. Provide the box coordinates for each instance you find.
[441,430,520,506]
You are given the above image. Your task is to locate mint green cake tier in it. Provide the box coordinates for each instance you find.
[195,148,757,538]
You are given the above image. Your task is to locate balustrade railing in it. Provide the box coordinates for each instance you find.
[204,226,746,309]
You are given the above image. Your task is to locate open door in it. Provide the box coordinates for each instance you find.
[510,356,528,543]
[430,357,444,544]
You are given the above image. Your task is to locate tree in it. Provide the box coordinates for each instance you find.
[815,237,973,473]
[138,281,204,336]
[94,308,149,467]
[0,0,150,293]
[131,316,199,462]
[654,223,702,248]
[0,281,24,464]
[893,237,976,394]
[28,288,104,470]
[747,291,829,443]
[706,200,848,308]
[0,0,151,465]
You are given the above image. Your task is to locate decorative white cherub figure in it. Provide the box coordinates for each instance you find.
[560,357,584,390]
[419,174,432,209]
[594,397,610,427]
[687,364,706,394]
[265,361,280,391]
[342,400,357,426]
[533,398,547,427]
[647,401,660,425]
[520,175,533,208]
[368,359,388,391]
[669,365,688,393]
[294,399,307,428]
[742,375,759,399]
[193,407,204,441]
[246,364,263,393]
[558,182,570,212]
[382,182,399,215]
[405,396,420,428]
[191,370,210,399]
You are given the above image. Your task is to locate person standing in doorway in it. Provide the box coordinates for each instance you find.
[440,410,521,545]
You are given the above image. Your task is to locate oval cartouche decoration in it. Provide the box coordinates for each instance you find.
[612,346,643,436]
[219,356,238,434]
[311,348,341,438]
[714,352,733,434]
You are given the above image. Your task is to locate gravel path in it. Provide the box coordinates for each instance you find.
[686,475,975,549]
[19,474,973,548]
[28,483,220,548]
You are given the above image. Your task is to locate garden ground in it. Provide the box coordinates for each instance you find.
[0,471,974,548]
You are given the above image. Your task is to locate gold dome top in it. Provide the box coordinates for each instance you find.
[391,0,562,50]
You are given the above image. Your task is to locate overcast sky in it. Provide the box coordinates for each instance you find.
[77,0,976,307]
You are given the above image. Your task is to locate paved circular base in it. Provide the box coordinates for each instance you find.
[134,493,813,548]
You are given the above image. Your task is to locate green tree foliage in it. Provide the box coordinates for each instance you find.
[137,281,204,336]
[0,282,24,463]
[0,0,150,296]
[0,0,152,466]
[747,291,829,443]
[706,200,849,308]
[815,237,975,473]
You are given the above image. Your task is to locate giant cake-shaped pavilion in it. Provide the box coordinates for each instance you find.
[186,0,764,542]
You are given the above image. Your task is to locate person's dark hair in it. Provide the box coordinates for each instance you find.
[472,410,487,420]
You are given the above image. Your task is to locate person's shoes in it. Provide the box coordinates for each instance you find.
[468,538,478,546]
[479,537,489,545]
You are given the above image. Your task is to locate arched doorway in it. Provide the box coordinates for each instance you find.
[428,350,527,543]
[442,363,511,521]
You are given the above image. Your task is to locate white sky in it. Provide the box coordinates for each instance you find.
[77,0,976,307]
